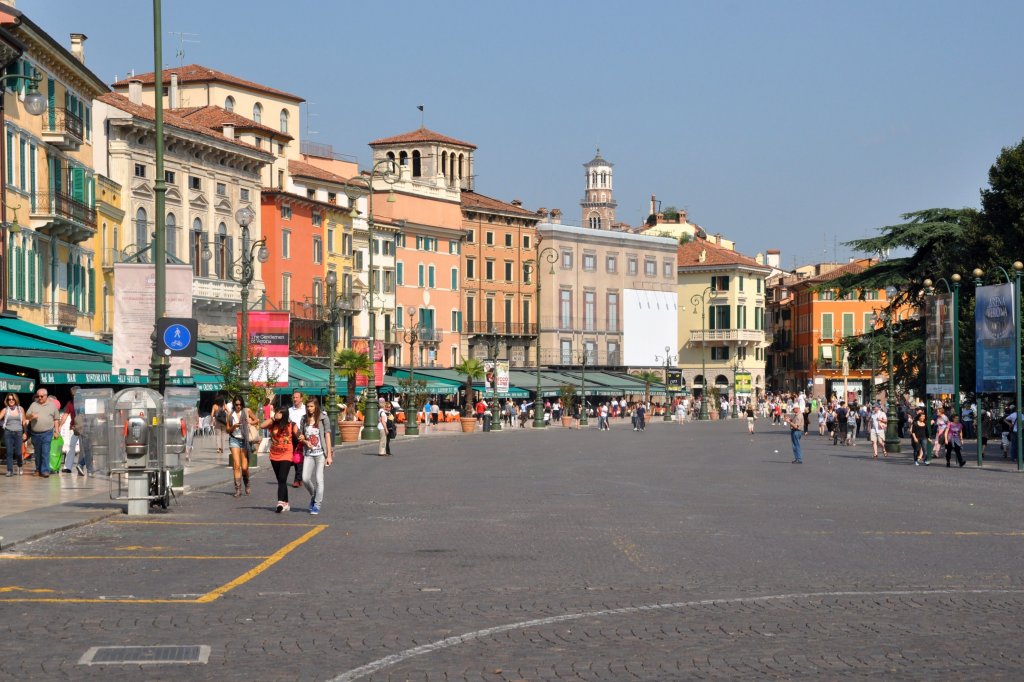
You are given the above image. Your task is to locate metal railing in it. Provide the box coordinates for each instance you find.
[46,107,84,141]
[45,302,80,328]
[33,191,97,227]
[689,329,765,343]
[464,320,538,336]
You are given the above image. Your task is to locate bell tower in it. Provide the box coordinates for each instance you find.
[581,148,616,229]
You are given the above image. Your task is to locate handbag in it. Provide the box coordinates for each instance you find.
[49,435,64,471]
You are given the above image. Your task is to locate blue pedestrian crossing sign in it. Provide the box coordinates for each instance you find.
[156,317,198,357]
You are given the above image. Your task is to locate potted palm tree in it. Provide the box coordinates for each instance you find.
[559,384,577,427]
[335,348,372,442]
[633,370,662,407]
[454,357,485,433]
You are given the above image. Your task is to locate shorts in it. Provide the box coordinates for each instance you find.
[746,417,754,423]
[869,430,885,444]
[228,435,246,449]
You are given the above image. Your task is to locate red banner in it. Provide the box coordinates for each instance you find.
[237,311,290,387]
[351,339,384,388]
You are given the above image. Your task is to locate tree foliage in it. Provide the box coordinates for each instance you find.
[334,349,371,421]
[453,358,485,416]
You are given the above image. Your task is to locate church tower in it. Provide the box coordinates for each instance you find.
[581,148,616,229]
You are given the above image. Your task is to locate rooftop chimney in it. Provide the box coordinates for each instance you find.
[128,79,142,105]
[222,124,234,140]
[511,198,522,207]
[650,194,657,217]
[69,33,86,64]
[550,208,562,224]
[169,73,179,108]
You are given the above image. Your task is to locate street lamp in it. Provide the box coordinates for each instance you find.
[873,292,902,454]
[576,346,590,427]
[923,274,964,461]
[484,329,503,431]
[730,350,746,418]
[323,270,349,443]
[528,247,559,428]
[1014,261,1024,472]
[226,205,267,390]
[655,345,678,421]
[402,306,421,436]
[691,286,714,420]
[345,158,400,440]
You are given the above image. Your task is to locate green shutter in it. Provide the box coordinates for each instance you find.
[18,137,25,189]
[88,266,95,314]
[821,313,833,339]
[5,131,12,181]
[15,246,24,300]
[842,313,854,337]
[451,268,458,290]
[47,77,55,129]
[29,145,36,211]
[71,166,85,202]
[428,266,435,288]
[396,262,403,285]
[417,264,424,287]
[27,246,35,302]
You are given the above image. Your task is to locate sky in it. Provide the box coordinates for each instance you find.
[20,0,1024,268]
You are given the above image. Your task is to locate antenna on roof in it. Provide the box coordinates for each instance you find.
[305,102,319,140]
[168,31,200,67]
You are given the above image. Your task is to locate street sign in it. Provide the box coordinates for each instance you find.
[156,317,198,357]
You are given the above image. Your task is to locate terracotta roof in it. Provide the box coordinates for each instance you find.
[111,64,304,102]
[677,237,766,269]
[97,93,269,156]
[369,126,476,150]
[801,259,872,285]
[461,191,537,217]
[288,159,349,185]
[171,105,292,140]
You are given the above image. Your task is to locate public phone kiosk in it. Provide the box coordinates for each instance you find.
[108,388,171,515]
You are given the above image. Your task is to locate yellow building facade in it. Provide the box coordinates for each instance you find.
[93,174,122,337]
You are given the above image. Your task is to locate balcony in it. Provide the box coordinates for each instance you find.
[45,302,80,330]
[689,329,765,344]
[30,191,97,243]
[42,108,84,151]
[193,277,244,307]
[465,320,538,336]
[286,295,362,320]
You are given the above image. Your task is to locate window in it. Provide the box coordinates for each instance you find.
[451,268,459,290]
[485,231,494,245]
[189,175,201,191]
[278,143,285,156]
[583,253,596,271]
[467,258,476,279]
[190,217,205,276]
[711,346,730,360]
[240,188,250,202]
[504,260,513,282]
[559,289,572,328]
[452,310,461,333]
[428,265,435,288]
[644,258,656,276]
[307,189,316,200]
[709,305,731,330]
[818,289,836,301]
[821,313,833,339]
[134,207,147,250]
[253,102,263,124]
[503,233,512,248]
[342,234,352,256]
[736,304,747,329]
[224,96,235,112]
[738,276,745,292]
[279,109,289,134]
[863,312,874,334]
[560,339,572,365]
[485,260,494,280]
[383,269,395,293]
[467,230,475,243]
[522,299,531,329]
[584,291,596,331]
[164,170,175,184]
[755,306,765,331]
[418,264,424,287]
[449,240,460,255]
[466,296,475,328]
[711,275,730,292]
[282,230,291,259]
[396,262,404,286]
[134,163,146,178]
[627,256,638,275]
[523,263,532,284]
[312,211,322,227]
[607,292,619,332]
[663,260,673,278]
[215,182,226,196]
[606,255,617,273]
[166,213,177,259]
[561,250,573,269]
[280,204,292,219]
[523,235,532,250]
[281,274,290,309]
[757,278,763,294]
[842,312,854,337]
[215,222,230,279]
[327,227,335,253]
[312,236,322,264]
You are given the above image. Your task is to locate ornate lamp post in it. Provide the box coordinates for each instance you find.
[225,206,267,390]
[402,306,421,436]
[345,158,400,440]
[873,293,902,454]
[323,270,346,442]
[656,345,678,421]
[730,351,746,418]
[485,329,503,431]
[691,286,714,420]
[576,346,590,427]
[529,247,559,428]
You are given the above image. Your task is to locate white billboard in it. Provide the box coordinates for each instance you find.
[623,289,678,366]
[113,264,193,377]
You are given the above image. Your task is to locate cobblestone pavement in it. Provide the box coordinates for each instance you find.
[2,420,1023,680]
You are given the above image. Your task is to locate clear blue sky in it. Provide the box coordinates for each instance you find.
[23,0,1024,267]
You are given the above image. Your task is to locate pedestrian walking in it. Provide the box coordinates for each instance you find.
[932,407,949,461]
[745,402,756,434]
[834,401,849,446]
[945,414,966,467]
[298,397,332,514]
[1,393,26,476]
[378,401,394,456]
[261,406,296,512]
[26,387,59,477]
[211,396,227,454]
[911,411,930,465]
[287,390,306,487]
[869,404,888,458]
[226,396,257,497]
[635,402,646,431]
[785,406,803,463]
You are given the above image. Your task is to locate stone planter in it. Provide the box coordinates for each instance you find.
[460,417,477,433]
[561,416,573,428]
[339,420,363,443]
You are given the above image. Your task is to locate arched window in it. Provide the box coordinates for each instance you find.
[215,222,229,279]
[135,207,148,252]
[279,109,289,134]
[411,150,421,177]
[166,212,176,259]
[591,171,597,187]
[457,154,464,179]
[386,151,395,162]
[600,171,606,187]
[399,150,408,167]
[252,102,262,124]
[714,374,729,388]
[190,217,205,277]
[224,96,235,112]
[441,151,448,178]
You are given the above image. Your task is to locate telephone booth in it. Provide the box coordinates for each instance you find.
[108,388,170,514]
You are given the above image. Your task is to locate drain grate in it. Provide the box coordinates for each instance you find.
[79,645,210,665]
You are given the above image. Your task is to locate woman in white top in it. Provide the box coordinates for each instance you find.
[226,396,258,497]
[297,398,332,514]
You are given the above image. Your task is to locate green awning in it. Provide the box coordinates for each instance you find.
[389,369,464,393]
[0,317,112,356]
[0,371,34,393]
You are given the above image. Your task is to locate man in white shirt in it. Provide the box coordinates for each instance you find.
[1005,406,1019,461]
[869,404,888,458]
[287,390,305,487]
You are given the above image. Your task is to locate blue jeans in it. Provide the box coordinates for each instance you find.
[4,429,22,471]
[791,428,803,462]
[30,430,53,474]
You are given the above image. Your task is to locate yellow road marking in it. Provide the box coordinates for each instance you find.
[863,530,1024,537]
[0,555,268,561]
[109,520,321,527]
[0,524,329,604]
[195,524,327,603]
[115,545,170,551]
[0,586,54,593]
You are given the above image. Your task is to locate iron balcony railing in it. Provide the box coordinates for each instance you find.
[464,320,538,336]
[34,191,97,227]
[47,107,84,141]
[45,302,80,328]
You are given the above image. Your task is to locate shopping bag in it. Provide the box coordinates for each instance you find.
[49,436,64,471]
[257,437,271,455]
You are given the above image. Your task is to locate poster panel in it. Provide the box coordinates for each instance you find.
[238,311,290,387]
[925,293,954,394]
[113,264,193,377]
[351,338,383,387]
[734,371,752,396]
[666,369,682,392]
[975,283,1016,394]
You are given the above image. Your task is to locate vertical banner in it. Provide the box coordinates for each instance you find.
[113,264,193,377]
[975,283,1016,393]
[496,360,509,396]
[351,339,383,388]
[925,293,954,394]
[734,371,752,397]
[238,311,290,387]
[666,369,682,392]
[352,339,370,388]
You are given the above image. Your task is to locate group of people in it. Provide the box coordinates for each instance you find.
[1,386,94,478]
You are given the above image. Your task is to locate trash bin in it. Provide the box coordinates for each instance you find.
[482,413,492,432]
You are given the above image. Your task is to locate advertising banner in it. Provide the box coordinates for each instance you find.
[238,311,290,386]
[975,283,1016,394]
[734,371,753,396]
[666,368,682,392]
[925,293,955,394]
[113,264,193,377]
[351,339,384,388]
[483,360,510,396]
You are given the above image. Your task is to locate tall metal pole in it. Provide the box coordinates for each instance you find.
[404,312,419,436]
[973,269,985,466]
[239,224,250,388]
[148,0,168,394]
[1015,262,1023,472]
[489,334,502,431]
[883,317,901,453]
[579,348,588,426]
[533,261,544,428]
[952,275,961,428]
[325,275,338,442]
[692,288,711,420]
